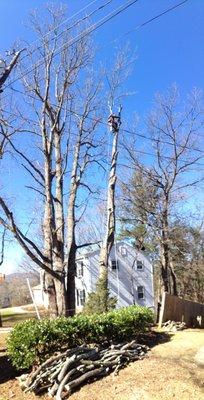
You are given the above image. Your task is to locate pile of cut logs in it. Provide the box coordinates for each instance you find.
[18,340,149,399]
[162,320,186,332]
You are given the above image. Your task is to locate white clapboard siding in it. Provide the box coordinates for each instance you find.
[75,241,154,312]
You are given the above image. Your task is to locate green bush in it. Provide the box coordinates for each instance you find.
[7,305,154,370]
[83,277,117,314]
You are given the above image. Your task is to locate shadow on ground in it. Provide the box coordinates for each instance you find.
[136,330,172,348]
[0,350,22,385]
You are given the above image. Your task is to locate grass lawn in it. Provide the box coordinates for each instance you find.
[0,305,45,327]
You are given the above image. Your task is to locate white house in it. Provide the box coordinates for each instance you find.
[75,241,154,312]
[32,283,49,309]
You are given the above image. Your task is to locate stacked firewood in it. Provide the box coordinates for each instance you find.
[162,320,186,332]
[18,340,149,399]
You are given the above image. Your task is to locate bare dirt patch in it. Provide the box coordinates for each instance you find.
[0,329,203,400]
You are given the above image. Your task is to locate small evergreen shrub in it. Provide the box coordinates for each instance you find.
[83,277,117,314]
[7,305,154,370]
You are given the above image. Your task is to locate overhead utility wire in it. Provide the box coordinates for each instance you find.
[10,0,188,84]
[97,0,189,55]
[1,0,200,159]
[16,0,114,68]
[2,0,191,127]
[3,88,204,157]
[4,0,188,100]
[118,145,204,167]
[2,104,204,168]
[4,117,204,169]
[3,0,139,92]
[2,0,197,152]
[114,0,189,42]
[121,127,204,155]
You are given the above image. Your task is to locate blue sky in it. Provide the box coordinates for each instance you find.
[0,0,203,273]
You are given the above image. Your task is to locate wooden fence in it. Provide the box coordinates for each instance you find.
[158,292,204,328]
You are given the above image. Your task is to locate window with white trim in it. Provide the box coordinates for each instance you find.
[137,286,145,299]
[76,289,86,306]
[120,246,127,257]
[137,260,144,270]
[77,261,84,277]
[111,260,118,270]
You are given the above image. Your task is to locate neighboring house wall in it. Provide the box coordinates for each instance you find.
[32,284,49,309]
[2,295,11,308]
[75,242,154,312]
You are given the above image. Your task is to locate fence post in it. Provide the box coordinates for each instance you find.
[158,292,167,328]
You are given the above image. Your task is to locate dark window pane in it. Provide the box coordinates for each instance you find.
[137,261,143,270]
[111,260,118,270]
[137,286,144,299]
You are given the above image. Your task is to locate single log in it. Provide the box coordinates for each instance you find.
[56,364,96,400]
[49,366,63,382]
[57,354,77,382]
[121,340,137,350]
[48,382,59,398]
[65,367,106,396]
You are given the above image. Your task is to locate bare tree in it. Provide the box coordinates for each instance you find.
[0,6,103,317]
[122,86,203,296]
[96,48,134,311]
[65,78,103,315]
[98,107,121,309]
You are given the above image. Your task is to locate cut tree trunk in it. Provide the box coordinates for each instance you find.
[99,125,119,303]
[53,128,67,315]
[66,135,81,315]
[66,241,77,316]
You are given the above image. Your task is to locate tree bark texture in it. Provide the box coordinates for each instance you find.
[66,134,81,315]
[99,125,119,303]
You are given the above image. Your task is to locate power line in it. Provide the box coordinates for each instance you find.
[1,0,201,163]
[15,0,115,71]
[118,145,204,168]
[2,102,204,168]
[121,127,204,155]
[118,0,189,40]
[98,0,189,53]
[3,0,139,92]
[22,0,190,82]
[2,86,204,157]
[2,0,190,111]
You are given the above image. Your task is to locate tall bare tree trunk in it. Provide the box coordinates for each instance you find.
[53,128,67,315]
[43,154,58,317]
[66,137,80,316]
[169,258,178,296]
[99,111,121,309]
[160,242,170,293]
[160,197,173,294]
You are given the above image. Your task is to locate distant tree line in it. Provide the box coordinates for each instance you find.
[0,273,39,307]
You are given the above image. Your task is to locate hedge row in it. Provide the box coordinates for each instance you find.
[7,305,154,370]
